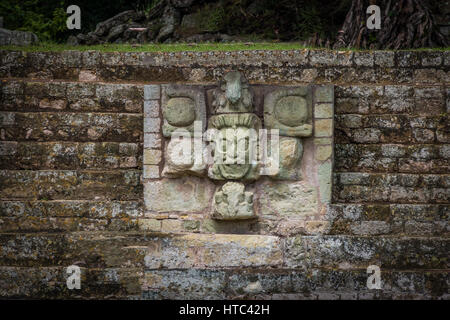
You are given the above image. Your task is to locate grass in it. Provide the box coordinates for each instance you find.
[0,41,449,52]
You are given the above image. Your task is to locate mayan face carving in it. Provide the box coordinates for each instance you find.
[147,71,333,222]
[207,113,261,181]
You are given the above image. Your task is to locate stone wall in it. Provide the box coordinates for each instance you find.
[0,49,448,299]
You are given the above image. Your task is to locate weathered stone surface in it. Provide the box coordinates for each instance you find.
[0,200,142,219]
[272,137,303,180]
[0,50,448,300]
[315,119,333,137]
[0,112,142,142]
[143,149,161,165]
[314,103,333,118]
[258,180,318,217]
[144,233,283,269]
[0,170,142,200]
[161,84,206,137]
[318,161,332,203]
[143,117,161,133]
[143,269,227,300]
[162,137,206,177]
[0,266,143,299]
[144,177,214,213]
[212,71,253,113]
[144,100,160,117]
[315,86,334,103]
[316,145,332,161]
[143,133,161,149]
[284,235,449,270]
[143,165,159,179]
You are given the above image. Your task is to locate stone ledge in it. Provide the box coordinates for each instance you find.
[0,232,447,270]
[0,50,447,84]
[1,49,447,68]
[0,266,447,299]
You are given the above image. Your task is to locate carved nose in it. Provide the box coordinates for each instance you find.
[226,84,241,104]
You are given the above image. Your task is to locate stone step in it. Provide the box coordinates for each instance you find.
[0,266,447,299]
[0,232,447,271]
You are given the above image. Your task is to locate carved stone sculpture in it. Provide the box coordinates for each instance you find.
[161,84,206,137]
[264,87,312,137]
[207,113,261,181]
[212,182,255,220]
[211,71,253,114]
[155,71,330,221]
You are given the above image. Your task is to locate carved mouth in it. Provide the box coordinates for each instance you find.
[218,164,250,179]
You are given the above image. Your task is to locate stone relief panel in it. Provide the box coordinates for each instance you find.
[212,182,255,220]
[161,84,206,137]
[264,87,313,137]
[143,72,334,228]
[211,71,253,114]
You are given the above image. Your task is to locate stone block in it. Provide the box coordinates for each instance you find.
[139,219,161,231]
[144,84,160,100]
[315,86,334,103]
[161,84,206,137]
[316,145,332,161]
[314,103,333,118]
[0,141,17,155]
[143,117,161,133]
[258,180,318,217]
[318,161,332,203]
[144,233,283,269]
[374,51,395,67]
[0,112,15,126]
[143,149,162,165]
[314,119,333,137]
[354,52,374,67]
[144,100,160,117]
[144,177,214,213]
[143,133,161,149]
[421,52,443,67]
[142,269,227,299]
[314,137,333,145]
[143,165,160,179]
[350,221,391,235]
[161,219,183,233]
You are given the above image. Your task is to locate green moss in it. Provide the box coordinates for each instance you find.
[1,42,448,53]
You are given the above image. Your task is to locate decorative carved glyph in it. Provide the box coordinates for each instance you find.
[212,182,255,220]
[264,87,312,137]
[161,84,206,137]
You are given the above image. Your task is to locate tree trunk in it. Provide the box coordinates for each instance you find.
[334,0,448,49]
